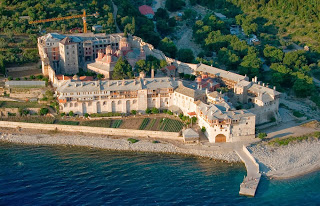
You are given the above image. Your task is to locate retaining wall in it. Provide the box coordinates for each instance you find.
[0,121,181,140]
[243,145,260,173]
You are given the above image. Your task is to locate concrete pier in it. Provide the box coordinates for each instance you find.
[235,145,261,197]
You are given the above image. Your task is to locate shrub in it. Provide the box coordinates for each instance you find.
[15,78,20,81]
[191,117,197,123]
[24,77,28,80]
[90,112,122,117]
[84,113,89,118]
[131,110,137,115]
[69,111,74,117]
[152,140,160,143]
[201,126,206,133]
[60,112,66,117]
[36,75,43,80]
[179,113,184,119]
[128,138,139,144]
[40,108,49,115]
[30,75,35,79]
[145,108,151,114]
[8,76,13,81]
[151,107,159,114]
[258,132,267,139]
[167,110,173,115]
[293,110,304,118]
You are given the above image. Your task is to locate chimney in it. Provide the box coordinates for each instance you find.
[254,76,258,83]
[134,79,136,85]
[122,79,125,86]
[63,75,65,80]
[273,86,276,90]
[252,78,255,82]
[117,81,119,86]
[262,83,265,87]
[151,69,154,78]
[107,81,110,86]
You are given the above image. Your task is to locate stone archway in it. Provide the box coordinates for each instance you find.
[215,134,226,143]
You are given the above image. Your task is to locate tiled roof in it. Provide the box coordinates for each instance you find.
[57,77,178,93]
[139,5,155,15]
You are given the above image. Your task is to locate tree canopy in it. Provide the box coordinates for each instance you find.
[112,57,134,80]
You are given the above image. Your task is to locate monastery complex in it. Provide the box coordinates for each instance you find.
[38,33,281,143]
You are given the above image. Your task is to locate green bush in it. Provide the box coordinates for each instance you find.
[152,140,160,143]
[8,76,13,81]
[201,126,206,133]
[84,113,89,118]
[151,107,159,114]
[131,110,137,115]
[80,120,112,127]
[128,138,139,144]
[145,108,151,114]
[40,108,49,115]
[292,110,304,118]
[60,112,66,117]
[68,111,74,117]
[15,78,20,81]
[258,132,267,139]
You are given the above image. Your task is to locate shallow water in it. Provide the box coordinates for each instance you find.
[0,142,319,205]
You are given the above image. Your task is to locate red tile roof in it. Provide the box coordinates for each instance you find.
[167,65,176,71]
[187,112,197,116]
[79,76,94,81]
[139,5,155,15]
[56,75,72,80]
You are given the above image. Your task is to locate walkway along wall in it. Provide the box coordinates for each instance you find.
[0,121,181,140]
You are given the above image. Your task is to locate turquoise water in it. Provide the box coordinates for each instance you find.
[0,142,319,205]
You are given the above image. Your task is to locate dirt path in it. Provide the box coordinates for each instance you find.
[174,24,202,56]
[111,1,121,33]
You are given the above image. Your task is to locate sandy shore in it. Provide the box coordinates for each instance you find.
[0,128,240,163]
[249,138,320,179]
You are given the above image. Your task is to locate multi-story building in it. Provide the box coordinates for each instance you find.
[59,37,79,74]
[38,33,122,74]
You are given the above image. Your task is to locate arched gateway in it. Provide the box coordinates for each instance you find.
[215,134,226,143]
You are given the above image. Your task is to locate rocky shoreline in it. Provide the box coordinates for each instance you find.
[0,129,241,163]
[0,127,319,180]
[249,138,320,179]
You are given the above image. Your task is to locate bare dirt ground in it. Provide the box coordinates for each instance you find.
[7,69,42,78]
[174,24,202,56]
[119,118,143,130]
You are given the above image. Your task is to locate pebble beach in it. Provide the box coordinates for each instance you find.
[0,129,241,162]
[249,138,320,179]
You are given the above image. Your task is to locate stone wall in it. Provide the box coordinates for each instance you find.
[0,121,181,140]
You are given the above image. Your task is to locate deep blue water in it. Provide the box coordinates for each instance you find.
[0,143,319,206]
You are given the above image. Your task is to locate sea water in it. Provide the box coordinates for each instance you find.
[0,142,319,206]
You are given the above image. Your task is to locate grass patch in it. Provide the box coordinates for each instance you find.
[1,116,55,124]
[80,120,112,127]
[0,101,44,109]
[90,112,122,117]
[292,110,304,118]
[268,132,320,146]
[128,138,139,144]
[57,121,79,125]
